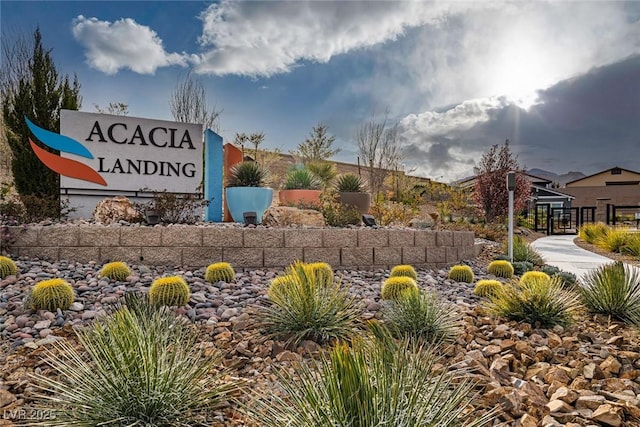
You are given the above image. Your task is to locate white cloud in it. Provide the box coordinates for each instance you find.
[72,15,191,74]
[194,0,481,77]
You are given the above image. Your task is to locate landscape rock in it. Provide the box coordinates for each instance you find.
[93,196,141,224]
[261,206,325,227]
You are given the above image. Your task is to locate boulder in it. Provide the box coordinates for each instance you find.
[93,196,142,224]
[262,206,325,227]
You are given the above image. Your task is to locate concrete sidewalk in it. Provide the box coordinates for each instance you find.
[530,234,614,279]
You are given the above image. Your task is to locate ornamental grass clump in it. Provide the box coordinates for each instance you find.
[205,262,235,283]
[578,222,609,244]
[474,280,503,298]
[29,293,238,426]
[510,236,544,266]
[381,276,419,301]
[595,227,630,253]
[99,261,130,281]
[486,276,581,328]
[149,276,190,307]
[579,261,640,324]
[486,260,514,278]
[31,279,74,311]
[384,290,459,344]
[390,264,418,280]
[0,255,17,278]
[259,260,360,345]
[448,265,474,283]
[250,323,494,427]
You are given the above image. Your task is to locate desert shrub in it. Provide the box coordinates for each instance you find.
[149,276,191,307]
[389,264,418,280]
[259,260,360,345]
[542,265,577,289]
[0,255,17,278]
[513,261,534,275]
[520,271,551,286]
[448,265,474,283]
[31,278,74,311]
[205,262,235,283]
[251,323,493,427]
[486,260,514,278]
[595,227,630,253]
[486,276,581,328]
[381,276,419,301]
[30,293,237,425]
[474,280,503,297]
[622,232,640,257]
[99,261,131,281]
[579,261,640,324]
[384,290,459,344]
[369,200,418,226]
[320,194,361,226]
[510,236,544,266]
[578,222,609,244]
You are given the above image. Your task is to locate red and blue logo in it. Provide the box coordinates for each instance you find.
[25,116,107,186]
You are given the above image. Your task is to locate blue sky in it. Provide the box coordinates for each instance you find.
[2,0,640,182]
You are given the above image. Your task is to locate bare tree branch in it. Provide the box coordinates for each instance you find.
[169,71,221,131]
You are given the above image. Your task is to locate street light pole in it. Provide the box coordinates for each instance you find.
[507,171,516,262]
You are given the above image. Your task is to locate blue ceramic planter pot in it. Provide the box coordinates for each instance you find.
[225,187,273,223]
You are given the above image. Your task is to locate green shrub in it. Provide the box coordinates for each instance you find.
[251,323,493,427]
[99,261,130,281]
[510,236,544,265]
[390,264,418,280]
[30,293,237,425]
[320,193,362,226]
[520,271,551,286]
[579,261,640,324]
[31,278,74,311]
[486,260,514,278]
[448,265,474,283]
[513,261,534,276]
[381,276,419,301]
[474,280,503,297]
[595,227,630,253]
[259,260,360,345]
[384,290,459,344]
[205,262,235,283]
[283,168,321,190]
[0,255,17,278]
[542,265,577,289]
[486,276,581,327]
[149,276,190,307]
[578,222,609,244]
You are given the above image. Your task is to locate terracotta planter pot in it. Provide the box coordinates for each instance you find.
[338,192,371,215]
[278,189,322,206]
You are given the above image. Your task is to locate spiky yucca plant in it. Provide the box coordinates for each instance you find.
[486,276,581,327]
[31,279,74,311]
[29,293,238,426]
[250,323,494,427]
[259,260,360,345]
[448,265,474,283]
[486,260,514,278]
[474,280,503,297]
[283,168,321,190]
[305,262,334,287]
[335,173,366,193]
[390,264,418,280]
[580,261,640,324]
[205,262,235,283]
[520,271,551,285]
[0,255,17,278]
[227,161,269,187]
[578,222,609,244]
[381,276,419,301]
[149,276,190,307]
[99,261,130,281]
[384,290,459,344]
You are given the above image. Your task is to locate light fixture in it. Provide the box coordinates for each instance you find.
[362,214,377,228]
[243,211,257,226]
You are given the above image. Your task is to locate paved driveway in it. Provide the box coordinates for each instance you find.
[530,234,614,279]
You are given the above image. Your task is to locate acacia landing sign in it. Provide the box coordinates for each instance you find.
[60,110,203,193]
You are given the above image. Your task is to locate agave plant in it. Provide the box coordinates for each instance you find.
[336,173,366,193]
[227,161,269,187]
[249,323,494,427]
[283,167,321,190]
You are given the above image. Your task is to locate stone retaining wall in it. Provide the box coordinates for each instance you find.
[5,225,477,270]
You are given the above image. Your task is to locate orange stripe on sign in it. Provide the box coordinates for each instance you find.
[30,139,107,186]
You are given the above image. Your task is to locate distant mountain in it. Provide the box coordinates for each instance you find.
[526,168,586,186]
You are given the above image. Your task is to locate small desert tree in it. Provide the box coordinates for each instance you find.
[473,140,529,223]
[169,71,220,131]
[295,123,340,163]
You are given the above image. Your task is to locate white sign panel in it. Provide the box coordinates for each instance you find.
[60,110,203,193]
